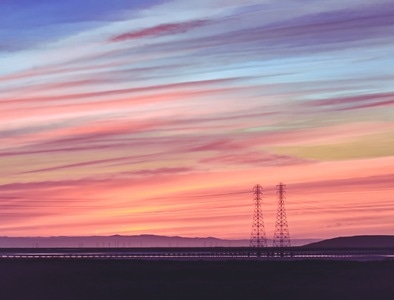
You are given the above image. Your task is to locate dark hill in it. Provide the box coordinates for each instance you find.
[0,235,317,248]
[305,235,394,248]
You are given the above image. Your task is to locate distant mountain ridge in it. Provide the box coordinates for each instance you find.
[305,235,394,248]
[0,235,318,248]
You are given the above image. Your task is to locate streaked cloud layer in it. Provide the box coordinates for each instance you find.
[0,0,393,238]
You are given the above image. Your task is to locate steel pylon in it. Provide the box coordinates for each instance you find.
[273,183,291,247]
[249,184,267,247]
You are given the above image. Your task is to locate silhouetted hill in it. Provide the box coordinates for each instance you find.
[0,235,318,248]
[0,235,234,248]
[305,235,394,248]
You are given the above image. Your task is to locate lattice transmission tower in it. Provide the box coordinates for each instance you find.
[249,184,267,247]
[273,183,291,247]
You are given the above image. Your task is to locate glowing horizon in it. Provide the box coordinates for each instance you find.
[0,0,393,239]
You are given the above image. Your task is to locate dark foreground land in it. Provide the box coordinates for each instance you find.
[0,259,393,300]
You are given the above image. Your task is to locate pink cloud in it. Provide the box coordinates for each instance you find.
[305,92,394,111]
[341,99,394,110]
[200,152,309,167]
[20,156,137,174]
[110,20,209,42]
[291,173,394,193]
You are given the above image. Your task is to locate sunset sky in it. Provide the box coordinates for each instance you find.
[0,0,393,239]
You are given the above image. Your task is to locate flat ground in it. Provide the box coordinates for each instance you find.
[0,259,393,300]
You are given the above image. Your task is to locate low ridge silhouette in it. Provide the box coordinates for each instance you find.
[305,235,394,248]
